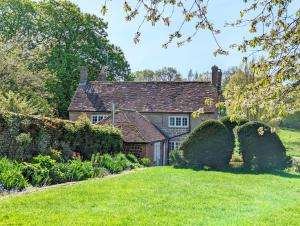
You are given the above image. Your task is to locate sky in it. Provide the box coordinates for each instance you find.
[70,0,257,77]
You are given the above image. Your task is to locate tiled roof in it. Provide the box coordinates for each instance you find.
[68,81,218,113]
[99,110,166,143]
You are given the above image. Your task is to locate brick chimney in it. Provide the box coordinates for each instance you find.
[98,66,108,81]
[79,66,88,87]
[211,65,222,95]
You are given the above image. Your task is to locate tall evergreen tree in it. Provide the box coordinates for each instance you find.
[187,69,194,81]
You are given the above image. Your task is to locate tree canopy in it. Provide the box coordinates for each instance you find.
[131,67,182,81]
[103,0,300,123]
[0,41,53,115]
[0,0,131,117]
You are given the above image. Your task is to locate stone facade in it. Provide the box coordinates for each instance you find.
[143,112,217,142]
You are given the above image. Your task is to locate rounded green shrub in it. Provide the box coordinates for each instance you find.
[180,120,232,168]
[237,121,288,170]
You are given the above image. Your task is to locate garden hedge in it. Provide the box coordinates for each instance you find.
[237,121,288,170]
[180,120,233,168]
[0,112,122,161]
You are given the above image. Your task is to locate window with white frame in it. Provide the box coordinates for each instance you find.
[169,141,180,151]
[91,115,108,124]
[168,116,189,128]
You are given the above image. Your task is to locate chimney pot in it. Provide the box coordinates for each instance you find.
[211,65,222,94]
[211,65,218,86]
[98,66,108,81]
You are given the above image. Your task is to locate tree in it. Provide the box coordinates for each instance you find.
[223,62,260,121]
[187,69,194,81]
[131,69,156,81]
[194,72,199,80]
[132,67,182,81]
[155,67,182,81]
[102,1,300,123]
[197,71,210,82]
[223,59,298,126]
[0,40,53,115]
[0,91,42,115]
[0,0,131,117]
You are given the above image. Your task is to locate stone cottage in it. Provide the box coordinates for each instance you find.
[68,66,222,165]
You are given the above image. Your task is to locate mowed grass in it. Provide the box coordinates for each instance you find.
[279,128,300,156]
[1,167,300,225]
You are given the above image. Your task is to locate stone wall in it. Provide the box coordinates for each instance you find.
[143,112,217,139]
[123,143,146,159]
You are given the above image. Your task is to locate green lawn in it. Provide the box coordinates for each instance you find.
[1,167,300,225]
[279,128,300,156]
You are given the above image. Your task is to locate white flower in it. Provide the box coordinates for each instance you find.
[257,126,264,136]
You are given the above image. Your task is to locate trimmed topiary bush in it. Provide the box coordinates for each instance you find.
[237,121,288,170]
[220,116,249,157]
[180,120,233,168]
[220,116,249,139]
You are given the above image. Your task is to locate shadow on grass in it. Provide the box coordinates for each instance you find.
[173,164,300,179]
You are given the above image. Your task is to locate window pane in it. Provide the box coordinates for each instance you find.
[169,117,175,126]
[176,117,181,126]
[169,142,175,150]
[92,116,98,124]
[182,117,188,126]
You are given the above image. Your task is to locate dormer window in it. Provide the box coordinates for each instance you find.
[168,116,189,128]
[91,115,107,124]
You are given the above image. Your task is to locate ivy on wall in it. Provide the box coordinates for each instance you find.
[0,112,122,161]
